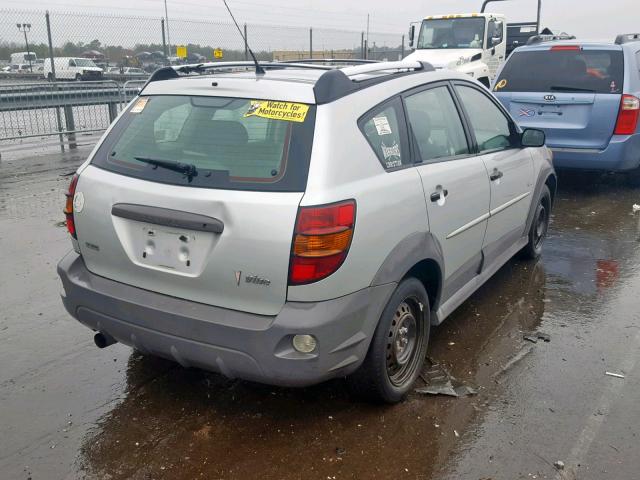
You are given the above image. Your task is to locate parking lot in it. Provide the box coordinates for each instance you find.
[1,146,639,479]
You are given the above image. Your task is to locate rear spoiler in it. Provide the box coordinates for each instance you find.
[615,33,640,45]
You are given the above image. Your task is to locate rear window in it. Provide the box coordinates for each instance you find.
[92,95,316,191]
[495,49,624,94]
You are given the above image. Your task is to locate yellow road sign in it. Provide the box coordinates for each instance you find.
[214,48,224,59]
[176,45,187,58]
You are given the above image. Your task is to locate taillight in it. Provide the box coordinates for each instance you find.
[64,174,79,238]
[614,94,640,135]
[288,200,356,285]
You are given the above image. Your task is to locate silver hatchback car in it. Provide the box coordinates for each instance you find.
[58,60,556,403]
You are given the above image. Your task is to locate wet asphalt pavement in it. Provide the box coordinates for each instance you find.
[1,147,639,480]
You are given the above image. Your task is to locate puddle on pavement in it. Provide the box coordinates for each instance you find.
[4,164,640,479]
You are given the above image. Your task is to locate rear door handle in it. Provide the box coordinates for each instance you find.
[490,170,503,181]
[430,189,449,202]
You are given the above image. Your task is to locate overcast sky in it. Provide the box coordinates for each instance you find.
[0,0,640,51]
[1,0,638,46]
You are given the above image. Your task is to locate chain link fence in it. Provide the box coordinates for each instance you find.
[0,9,404,75]
[0,9,404,150]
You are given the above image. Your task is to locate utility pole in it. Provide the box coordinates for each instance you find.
[16,23,32,72]
[536,0,542,33]
[366,14,370,59]
[163,0,172,61]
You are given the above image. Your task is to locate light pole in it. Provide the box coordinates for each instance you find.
[16,23,33,73]
[163,0,172,61]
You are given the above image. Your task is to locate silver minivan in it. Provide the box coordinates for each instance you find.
[58,60,556,402]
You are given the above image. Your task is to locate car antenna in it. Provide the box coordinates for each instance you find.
[222,0,265,75]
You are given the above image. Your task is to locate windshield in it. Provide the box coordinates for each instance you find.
[92,95,316,191]
[74,58,97,67]
[417,17,485,50]
[494,49,624,94]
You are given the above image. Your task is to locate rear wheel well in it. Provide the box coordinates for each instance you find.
[545,174,557,206]
[403,259,441,312]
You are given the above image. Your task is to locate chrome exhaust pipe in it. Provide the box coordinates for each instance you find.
[94,332,117,349]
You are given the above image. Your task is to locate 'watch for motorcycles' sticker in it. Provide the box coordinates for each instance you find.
[245,100,309,122]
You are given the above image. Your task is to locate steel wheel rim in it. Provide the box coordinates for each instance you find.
[386,297,422,387]
[534,204,548,249]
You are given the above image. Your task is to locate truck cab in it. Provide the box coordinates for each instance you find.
[405,13,507,87]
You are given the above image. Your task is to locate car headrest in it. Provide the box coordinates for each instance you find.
[409,110,432,137]
[208,120,249,146]
[566,57,587,76]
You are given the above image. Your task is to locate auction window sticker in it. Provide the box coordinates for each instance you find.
[373,115,393,135]
[245,100,309,122]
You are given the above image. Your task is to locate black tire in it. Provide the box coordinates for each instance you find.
[625,166,640,187]
[521,185,551,260]
[347,277,430,404]
[75,73,82,81]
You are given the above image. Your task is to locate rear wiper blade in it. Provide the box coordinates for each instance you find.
[134,156,198,180]
[549,85,596,93]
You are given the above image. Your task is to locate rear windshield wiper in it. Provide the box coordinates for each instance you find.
[134,157,198,180]
[549,85,596,93]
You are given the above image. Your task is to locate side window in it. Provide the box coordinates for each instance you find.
[456,85,518,153]
[69,59,76,67]
[360,98,410,170]
[405,86,469,163]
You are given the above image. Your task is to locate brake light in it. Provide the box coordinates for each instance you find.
[288,200,356,285]
[550,45,580,51]
[614,95,640,135]
[63,174,79,238]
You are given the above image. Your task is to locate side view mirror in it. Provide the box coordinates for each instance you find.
[409,25,415,47]
[491,36,502,46]
[521,128,546,148]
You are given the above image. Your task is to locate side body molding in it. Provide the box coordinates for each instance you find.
[370,231,445,314]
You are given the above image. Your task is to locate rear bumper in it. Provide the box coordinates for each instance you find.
[57,252,394,387]
[550,133,640,171]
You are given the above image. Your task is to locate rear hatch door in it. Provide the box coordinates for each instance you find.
[74,94,316,316]
[494,46,624,150]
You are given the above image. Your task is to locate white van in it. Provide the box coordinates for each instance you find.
[43,57,103,81]
[10,52,37,65]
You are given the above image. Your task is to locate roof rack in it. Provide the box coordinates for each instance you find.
[615,33,640,45]
[145,60,333,82]
[142,60,435,105]
[141,61,336,90]
[281,58,378,65]
[313,61,435,104]
[526,33,576,45]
